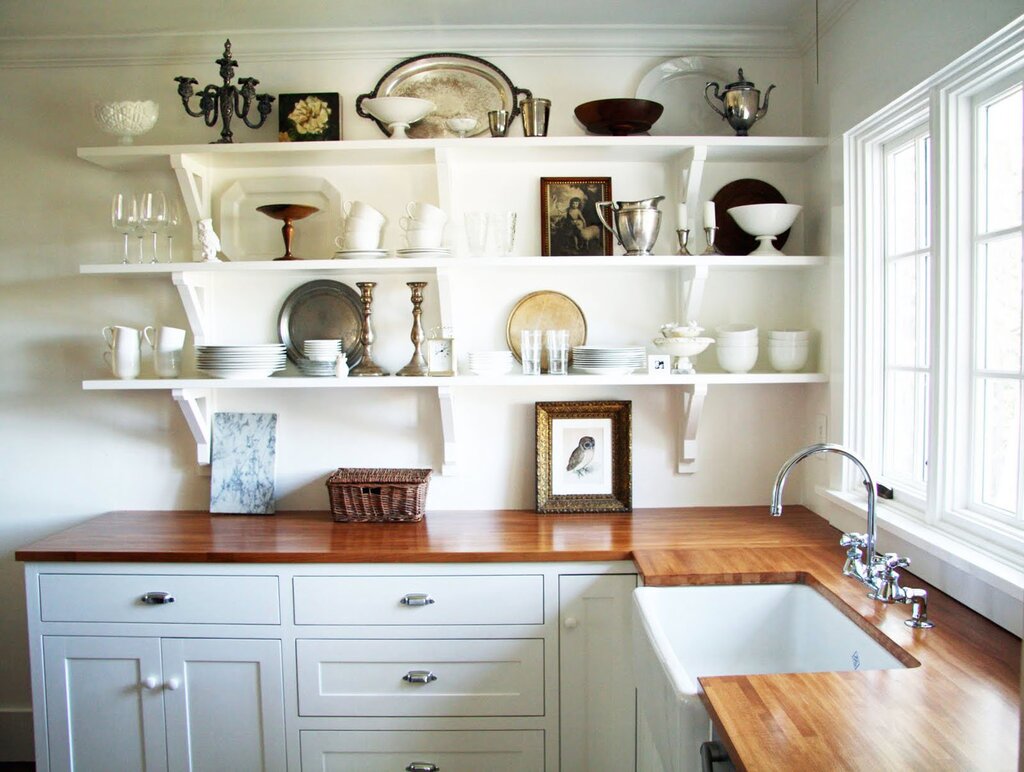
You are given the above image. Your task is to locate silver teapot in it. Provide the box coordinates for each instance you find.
[704,69,775,136]
[595,196,665,256]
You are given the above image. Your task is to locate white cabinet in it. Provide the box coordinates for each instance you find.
[559,572,639,772]
[42,636,285,772]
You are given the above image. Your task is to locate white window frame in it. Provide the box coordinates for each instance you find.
[844,16,1024,570]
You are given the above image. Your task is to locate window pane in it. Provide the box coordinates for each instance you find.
[977,236,1023,372]
[886,256,922,365]
[883,370,928,486]
[978,377,1022,513]
[888,143,919,254]
[982,85,1023,233]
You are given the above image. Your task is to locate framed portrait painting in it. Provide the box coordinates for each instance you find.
[540,177,613,257]
[535,400,632,513]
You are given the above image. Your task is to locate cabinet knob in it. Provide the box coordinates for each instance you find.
[165,677,181,691]
[141,591,175,605]
[400,593,435,607]
[142,676,159,690]
[402,670,438,685]
[564,616,579,629]
[405,764,440,772]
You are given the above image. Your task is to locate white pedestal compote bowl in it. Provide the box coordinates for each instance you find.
[653,322,714,374]
[360,97,436,139]
[726,203,803,256]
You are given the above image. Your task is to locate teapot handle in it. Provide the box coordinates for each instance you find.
[704,82,726,119]
[593,201,622,247]
[756,84,776,120]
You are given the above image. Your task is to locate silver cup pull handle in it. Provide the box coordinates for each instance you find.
[400,593,435,607]
[405,764,440,772]
[141,591,175,605]
[403,670,438,684]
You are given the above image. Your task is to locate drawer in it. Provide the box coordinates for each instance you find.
[296,638,544,716]
[300,730,544,772]
[293,574,544,626]
[38,573,280,625]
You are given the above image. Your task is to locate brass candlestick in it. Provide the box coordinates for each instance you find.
[349,282,388,376]
[702,226,722,255]
[396,281,429,377]
[676,228,692,256]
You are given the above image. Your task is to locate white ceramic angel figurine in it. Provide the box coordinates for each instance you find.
[196,218,221,262]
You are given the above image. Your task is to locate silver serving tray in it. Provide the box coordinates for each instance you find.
[357,53,532,139]
[278,280,363,367]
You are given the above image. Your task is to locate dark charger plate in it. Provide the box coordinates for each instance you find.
[711,178,791,256]
[278,280,363,367]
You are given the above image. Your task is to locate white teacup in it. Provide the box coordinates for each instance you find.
[102,324,141,350]
[343,201,385,226]
[336,230,382,250]
[404,228,443,249]
[143,326,186,377]
[405,201,447,226]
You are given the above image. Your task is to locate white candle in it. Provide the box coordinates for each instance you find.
[704,201,716,229]
[677,203,688,228]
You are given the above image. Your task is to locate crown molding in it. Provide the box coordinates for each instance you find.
[795,0,859,55]
[0,24,800,69]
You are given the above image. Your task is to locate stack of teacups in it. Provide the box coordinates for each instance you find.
[336,201,386,251]
[715,324,759,373]
[768,329,810,372]
[400,201,447,249]
[102,324,141,379]
[467,350,515,376]
[301,339,343,376]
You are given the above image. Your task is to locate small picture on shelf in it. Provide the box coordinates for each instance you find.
[278,93,340,142]
[535,400,631,514]
[540,177,613,257]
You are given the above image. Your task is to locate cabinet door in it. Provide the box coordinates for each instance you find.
[43,636,167,772]
[559,573,638,772]
[162,638,286,772]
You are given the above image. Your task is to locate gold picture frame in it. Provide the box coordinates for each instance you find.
[540,176,613,256]
[535,400,632,513]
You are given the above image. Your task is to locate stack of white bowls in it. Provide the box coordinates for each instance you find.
[336,201,386,252]
[715,324,759,373]
[399,201,448,251]
[301,339,343,376]
[768,329,810,372]
[468,350,514,376]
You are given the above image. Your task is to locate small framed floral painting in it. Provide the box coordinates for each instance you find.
[540,176,613,257]
[278,93,340,142]
[535,400,632,514]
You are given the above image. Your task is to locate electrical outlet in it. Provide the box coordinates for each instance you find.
[815,413,828,447]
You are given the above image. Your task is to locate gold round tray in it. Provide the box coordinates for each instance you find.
[505,290,587,371]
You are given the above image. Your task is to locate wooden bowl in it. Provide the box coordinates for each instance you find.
[574,98,664,136]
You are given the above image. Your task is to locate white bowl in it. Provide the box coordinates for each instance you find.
[653,337,714,358]
[716,339,759,348]
[769,345,809,372]
[361,97,435,139]
[716,324,759,342]
[92,100,159,145]
[768,329,811,342]
[727,204,803,256]
[717,345,758,373]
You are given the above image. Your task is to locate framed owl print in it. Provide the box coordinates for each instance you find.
[535,400,632,514]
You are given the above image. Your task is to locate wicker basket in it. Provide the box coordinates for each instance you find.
[326,467,432,523]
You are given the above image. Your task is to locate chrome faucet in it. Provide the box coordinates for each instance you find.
[770,443,934,628]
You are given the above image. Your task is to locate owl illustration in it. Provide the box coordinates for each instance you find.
[566,436,596,477]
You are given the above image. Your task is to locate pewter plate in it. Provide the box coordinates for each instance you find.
[278,280,363,367]
[368,54,526,138]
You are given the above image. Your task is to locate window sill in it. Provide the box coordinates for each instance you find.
[817,486,1024,602]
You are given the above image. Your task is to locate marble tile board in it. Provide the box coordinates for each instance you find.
[210,412,278,514]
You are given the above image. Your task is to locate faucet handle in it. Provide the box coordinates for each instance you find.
[883,552,910,570]
[839,532,865,547]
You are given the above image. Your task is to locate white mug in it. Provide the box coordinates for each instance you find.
[335,231,381,250]
[143,325,186,352]
[404,228,443,248]
[342,201,385,226]
[405,201,447,226]
[102,324,140,350]
[101,325,141,379]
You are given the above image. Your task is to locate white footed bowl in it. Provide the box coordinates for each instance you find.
[92,100,159,145]
[727,204,802,256]
[653,337,714,358]
[362,97,435,138]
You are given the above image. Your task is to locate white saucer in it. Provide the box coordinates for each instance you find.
[333,249,389,259]
[396,247,452,257]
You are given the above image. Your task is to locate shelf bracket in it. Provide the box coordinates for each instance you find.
[170,153,211,260]
[678,383,709,474]
[172,271,211,345]
[172,388,213,467]
[677,264,710,323]
[436,385,457,476]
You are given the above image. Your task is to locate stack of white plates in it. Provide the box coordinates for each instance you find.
[196,344,286,379]
[572,346,646,375]
[396,247,452,258]
[468,350,514,376]
[297,359,338,377]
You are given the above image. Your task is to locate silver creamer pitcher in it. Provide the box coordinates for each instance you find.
[595,196,665,256]
[704,68,775,136]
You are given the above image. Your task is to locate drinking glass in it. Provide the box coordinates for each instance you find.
[546,329,569,375]
[111,193,137,264]
[520,329,542,375]
[164,199,181,262]
[139,191,168,264]
[488,211,517,256]
[464,211,488,255]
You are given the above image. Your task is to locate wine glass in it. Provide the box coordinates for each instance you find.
[163,199,182,262]
[139,191,167,264]
[111,193,137,264]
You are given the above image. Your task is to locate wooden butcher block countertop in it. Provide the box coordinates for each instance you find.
[16,507,1021,770]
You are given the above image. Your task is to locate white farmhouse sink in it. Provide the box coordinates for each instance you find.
[633,583,908,772]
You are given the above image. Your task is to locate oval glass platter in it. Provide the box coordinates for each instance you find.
[278,280,363,367]
[636,55,731,136]
[357,53,532,139]
[506,290,587,370]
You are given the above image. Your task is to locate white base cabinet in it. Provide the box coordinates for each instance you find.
[25,561,637,771]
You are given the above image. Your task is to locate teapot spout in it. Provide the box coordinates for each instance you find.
[756,83,776,121]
